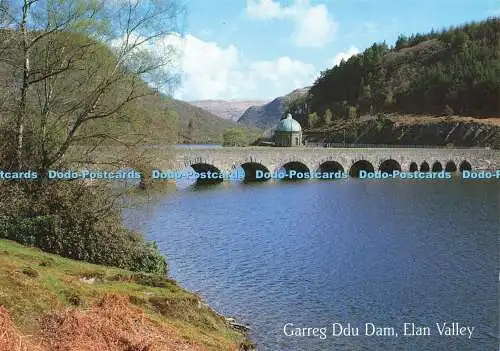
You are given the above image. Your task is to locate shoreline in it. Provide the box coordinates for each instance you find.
[0,238,255,350]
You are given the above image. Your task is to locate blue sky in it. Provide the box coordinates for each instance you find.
[169,0,499,101]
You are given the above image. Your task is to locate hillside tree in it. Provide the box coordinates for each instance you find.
[223,128,246,147]
[322,109,332,126]
[0,0,185,172]
[307,112,319,129]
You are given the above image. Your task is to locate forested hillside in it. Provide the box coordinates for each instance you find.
[80,91,262,145]
[0,30,259,147]
[289,18,499,127]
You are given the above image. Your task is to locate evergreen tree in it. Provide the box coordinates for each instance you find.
[307,112,319,128]
[322,109,333,126]
[395,34,409,49]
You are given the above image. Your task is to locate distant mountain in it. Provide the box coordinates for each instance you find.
[189,100,267,121]
[164,98,262,143]
[237,88,310,130]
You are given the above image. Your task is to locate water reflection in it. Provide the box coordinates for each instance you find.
[124,180,499,351]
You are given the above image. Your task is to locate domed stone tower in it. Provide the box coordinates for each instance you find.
[273,113,302,147]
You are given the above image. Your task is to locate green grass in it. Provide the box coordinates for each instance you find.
[0,239,250,350]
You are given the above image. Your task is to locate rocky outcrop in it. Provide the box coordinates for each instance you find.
[237,97,284,130]
[306,118,499,149]
[238,87,310,130]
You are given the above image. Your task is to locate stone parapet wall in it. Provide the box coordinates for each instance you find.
[173,147,499,173]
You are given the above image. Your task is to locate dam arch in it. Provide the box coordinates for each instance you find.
[379,159,402,174]
[241,162,270,182]
[280,161,310,180]
[318,161,344,173]
[190,163,223,184]
[349,160,375,178]
[459,160,472,172]
[432,161,443,172]
[420,161,430,172]
[445,161,457,172]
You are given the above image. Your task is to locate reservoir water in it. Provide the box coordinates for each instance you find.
[124,179,499,350]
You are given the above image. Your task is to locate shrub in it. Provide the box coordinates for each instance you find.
[222,128,247,146]
[0,182,167,276]
[132,272,171,288]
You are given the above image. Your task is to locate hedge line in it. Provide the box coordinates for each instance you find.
[0,215,167,275]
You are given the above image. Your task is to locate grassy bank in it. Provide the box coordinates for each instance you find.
[0,239,253,350]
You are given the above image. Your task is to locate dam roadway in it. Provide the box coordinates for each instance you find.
[168,146,500,181]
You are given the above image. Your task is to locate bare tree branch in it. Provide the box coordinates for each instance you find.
[2,0,184,172]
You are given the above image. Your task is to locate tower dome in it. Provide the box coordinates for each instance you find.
[276,113,302,132]
[273,113,303,147]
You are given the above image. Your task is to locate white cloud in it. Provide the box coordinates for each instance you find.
[246,0,286,19]
[245,0,338,48]
[332,46,360,67]
[294,4,337,47]
[159,34,316,100]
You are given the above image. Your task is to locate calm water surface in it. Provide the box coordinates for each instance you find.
[124,179,499,350]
